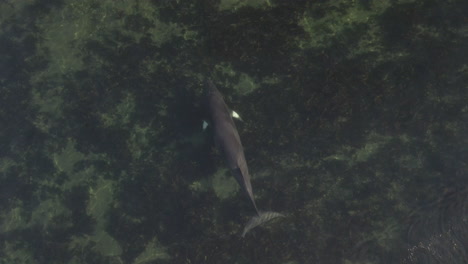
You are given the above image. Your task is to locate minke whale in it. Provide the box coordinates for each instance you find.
[204,79,283,237]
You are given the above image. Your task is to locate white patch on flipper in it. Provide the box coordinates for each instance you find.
[231,110,243,121]
[202,120,209,130]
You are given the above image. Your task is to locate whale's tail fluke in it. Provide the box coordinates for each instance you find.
[242,211,285,237]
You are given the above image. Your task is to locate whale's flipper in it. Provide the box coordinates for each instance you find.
[242,211,285,237]
[231,110,243,121]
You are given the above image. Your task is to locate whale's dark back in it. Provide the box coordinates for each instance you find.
[205,80,258,214]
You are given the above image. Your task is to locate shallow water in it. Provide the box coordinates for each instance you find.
[0,1,467,263]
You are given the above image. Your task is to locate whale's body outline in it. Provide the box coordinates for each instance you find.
[206,80,259,214]
[205,79,283,237]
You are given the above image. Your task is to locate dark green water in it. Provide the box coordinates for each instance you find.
[0,1,466,263]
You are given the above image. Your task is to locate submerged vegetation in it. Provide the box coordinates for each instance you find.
[0,0,466,263]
